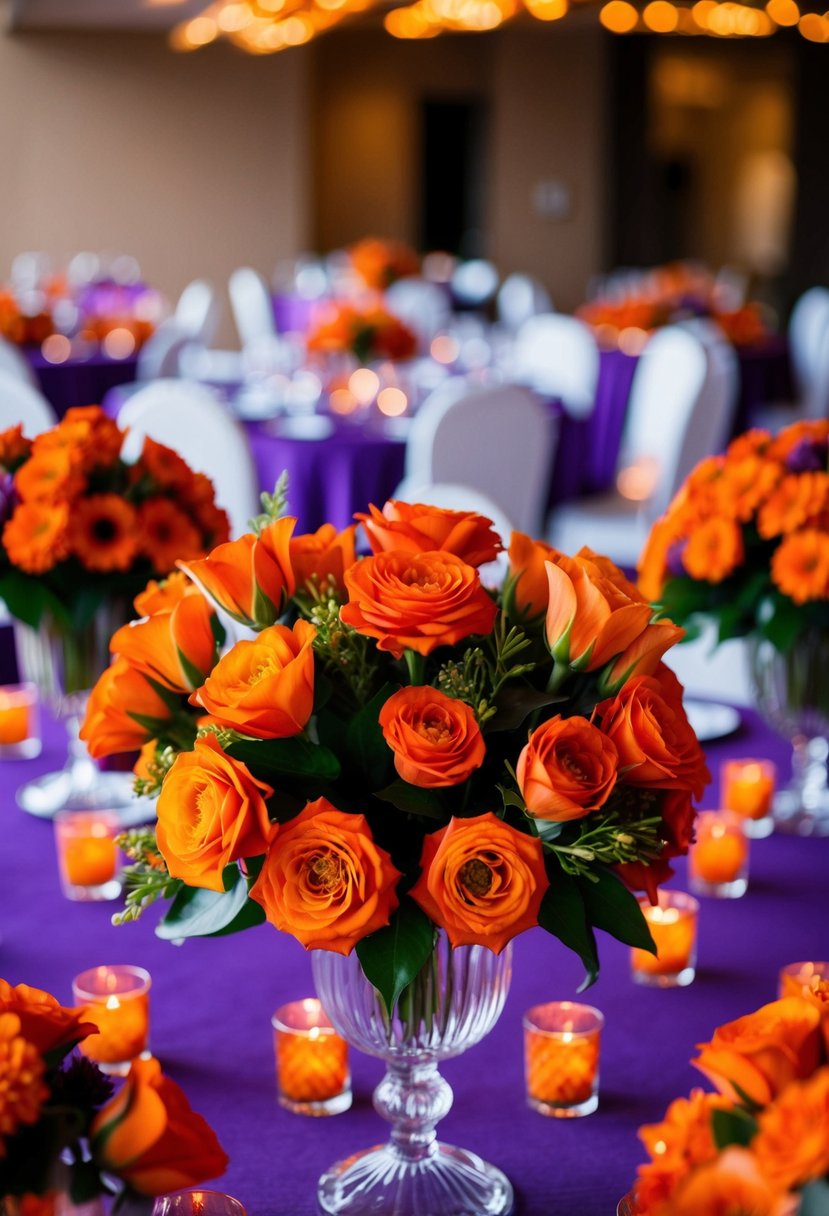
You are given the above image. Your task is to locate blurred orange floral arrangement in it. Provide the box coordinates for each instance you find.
[347,237,420,291]
[0,977,227,1208]
[625,982,829,1216]
[82,486,708,1011]
[0,288,54,346]
[0,406,229,635]
[307,300,418,364]
[639,419,829,652]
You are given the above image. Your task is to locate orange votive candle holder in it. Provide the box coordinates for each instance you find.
[631,890,699,988]
[152,1193,248,1216]
[72,965,151,1076]
[721,758,776,838]
[778,960,829,1000]
[0,683,40,759]
[523,1001,604,1118]
[689,810,749,899]
[272,998,351,1116]
[54,810,121,902]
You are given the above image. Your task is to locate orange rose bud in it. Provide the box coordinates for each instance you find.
[0,980,97,1056]
[598,620,686,696]
[290,523,357,596]
[410,813,549,953]
[692,997,822,1106]
[182,516,296,629]
[751,1067,829,1193]
[192,619,316,739]
[133,570,193,617]
[110,590,218,694]
[91,1056,229,1195]
[506,531,557,620]
[249,797,400,954]
[635,1088,728,1216]
[544,551,654,671]
[357,500,502,567]
[80,657,174,758]
[378,686,485,788]
[341,550,497,658]
[157,734,276,892]
[516,714,618,821]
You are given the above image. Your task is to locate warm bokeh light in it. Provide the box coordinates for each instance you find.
[103,328,137,360]
[765,0,799,21]
[599,0,639,28]
[799,9,829,34]
[430,334,460,364]
[348,368,380,405]
[377,387,408,417]
[217,2,253,30]
[618,326,650,355]
[41,335,71,364]
[329,387,357,415]
[524,0,568,20]
[616,456,660,502]
[643,0,679,31]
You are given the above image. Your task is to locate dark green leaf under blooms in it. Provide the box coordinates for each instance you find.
[537,865,599,991]
[345,683,397,787]
[226,736,341,783]
[375,779,449,820]
[578,869,656,954]
[799,1179,829,1216]
[711,1107,759,1152]
[156,866,252,940]
[356,898,436,1017]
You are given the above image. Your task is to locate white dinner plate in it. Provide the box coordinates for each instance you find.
[683,699,742,743]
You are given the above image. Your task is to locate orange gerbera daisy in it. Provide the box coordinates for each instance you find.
[726,428,773,461]
[70,494,139,572]
[136,437,196,492]
[139,498,204,574]
[3,502,70,574]
[715,455,781,522]
[0,424,32,471]
[14,449,84,504]
[769,418,829,462]
[771,528,829,604]
[682,517,744,584]
[0,1010,49,1155]
[758,472,829,540]
[60,406,124,468]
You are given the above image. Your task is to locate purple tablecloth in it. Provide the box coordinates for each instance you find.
[3,707,826,1215]
[25,347,139,417]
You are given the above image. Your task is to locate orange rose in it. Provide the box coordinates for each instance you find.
[599,620,686,695]
[341,550,497,658]
[110,590,218,693]
[544,550,653,671]
[507,531,557,619]
[91,1056,228,1195]
[516,714,618,821]
[597,670,710,800]
[692,997,822,1106]
[752,1068,829,1193]
[409,813,549,953]
[290,523,357,595]
[192,619,316,739]
[0,980,97,1056]
[666,1148,790,1216]
[80,657,174,758]
[157,733,276,891]
[357,500,502,567]
[182,516,296,628]
[250,797,400,953]
[378,686,485,787]
[635,1089,728,1216]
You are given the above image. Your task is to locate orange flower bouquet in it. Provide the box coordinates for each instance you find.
[82,488,707,1214]
[624,992,829,1216]
[307,301,418,364]
[0,978,227,1208]
[347,237,420,291]
[639,418,829,833]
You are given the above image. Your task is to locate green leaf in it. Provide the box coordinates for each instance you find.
[759,594,804,653]
[799,1179,829,1216]
[538,865,599,990]
[355,898,436,1016]
[578,869,656,953]
[498,783,527,814]
[227,735,340,782]
[156,868,253,940]
[345,683,397,786]
[711,1107,758,1151]
[0,571,71,630]
[375,779,449,820]
[69,1158,106,1205]
[207,896,266,936]
[486,685,566,732]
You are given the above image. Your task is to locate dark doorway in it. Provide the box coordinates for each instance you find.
[419,99,487,257]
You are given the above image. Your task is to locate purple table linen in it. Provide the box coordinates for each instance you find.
[3,707,827,1216]
[25,347,139,418]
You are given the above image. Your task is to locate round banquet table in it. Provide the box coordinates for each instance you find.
[25,346,139,417]
[2,706,826,1216]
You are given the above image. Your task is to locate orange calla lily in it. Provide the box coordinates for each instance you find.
[110,591,218,693]
[182,516,296,628]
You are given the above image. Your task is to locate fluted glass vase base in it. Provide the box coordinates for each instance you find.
[318,1142,514,1216]
[15,766,147,822]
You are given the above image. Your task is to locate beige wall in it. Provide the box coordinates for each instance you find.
[0,30,310,343]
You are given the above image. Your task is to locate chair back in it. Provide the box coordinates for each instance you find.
[118,380,259,537]
[512,314,599,419]
[401,383,556,535]
[804,322,829,419]
[0,339,38,388]
[789,286,829,404]
[135,321,194,381]
[229,267,276,348]
[0,370,57,435]
[175,280,221,346]
[496,274,552,332]
[385,279,451,350]
[674,319,740,492]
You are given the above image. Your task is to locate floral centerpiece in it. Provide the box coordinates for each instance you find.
[347,237,420,291]
[0,978,227,1210]
[0,288,54,346]
[82,489,707,1215]
[639,418,829,834]
[307,301,418,364]
[624,986,829,1216]
[0,406,229,817]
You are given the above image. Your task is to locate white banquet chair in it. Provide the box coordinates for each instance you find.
[496,274,553,333]
[0,370,57,435]
[512,314,600,420]
[136,322,195,382]
[385,279,451,351]
[229,267,277,349]
[175,280,222,347]
[118,380,259,538]
[788,286,829,408]
[0,339,39,388]
[394,383,556,536]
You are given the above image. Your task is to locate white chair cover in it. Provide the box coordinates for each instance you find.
[496,274,553,333]
[135,321,195,382]
[789,286,829,405]
[229,267,276,349]
[0,339,39,388]
[175,280,221,347]
[0,370,57,435]
[450,260,499,308]
[512,314,600,420]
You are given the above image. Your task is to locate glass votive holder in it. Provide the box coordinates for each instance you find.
[152,1194,248,1216]
[54,809,121,902]
[631,891,699,988]
[0,682,40,759]
[272,998,351,1116]
[720,758,776,838]
[778,961,829,1000]
[689,810,749,899]
[72,964,151,1076]
[523,1001,604,1118]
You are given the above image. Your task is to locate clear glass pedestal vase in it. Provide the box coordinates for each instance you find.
[749,630,829,837]
[312,935,514,1216]
[14,607,151,822]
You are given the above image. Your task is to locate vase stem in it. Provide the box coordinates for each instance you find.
[375,1061,453,1163]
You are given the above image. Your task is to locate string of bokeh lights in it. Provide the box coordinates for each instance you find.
[171,0,829,51]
